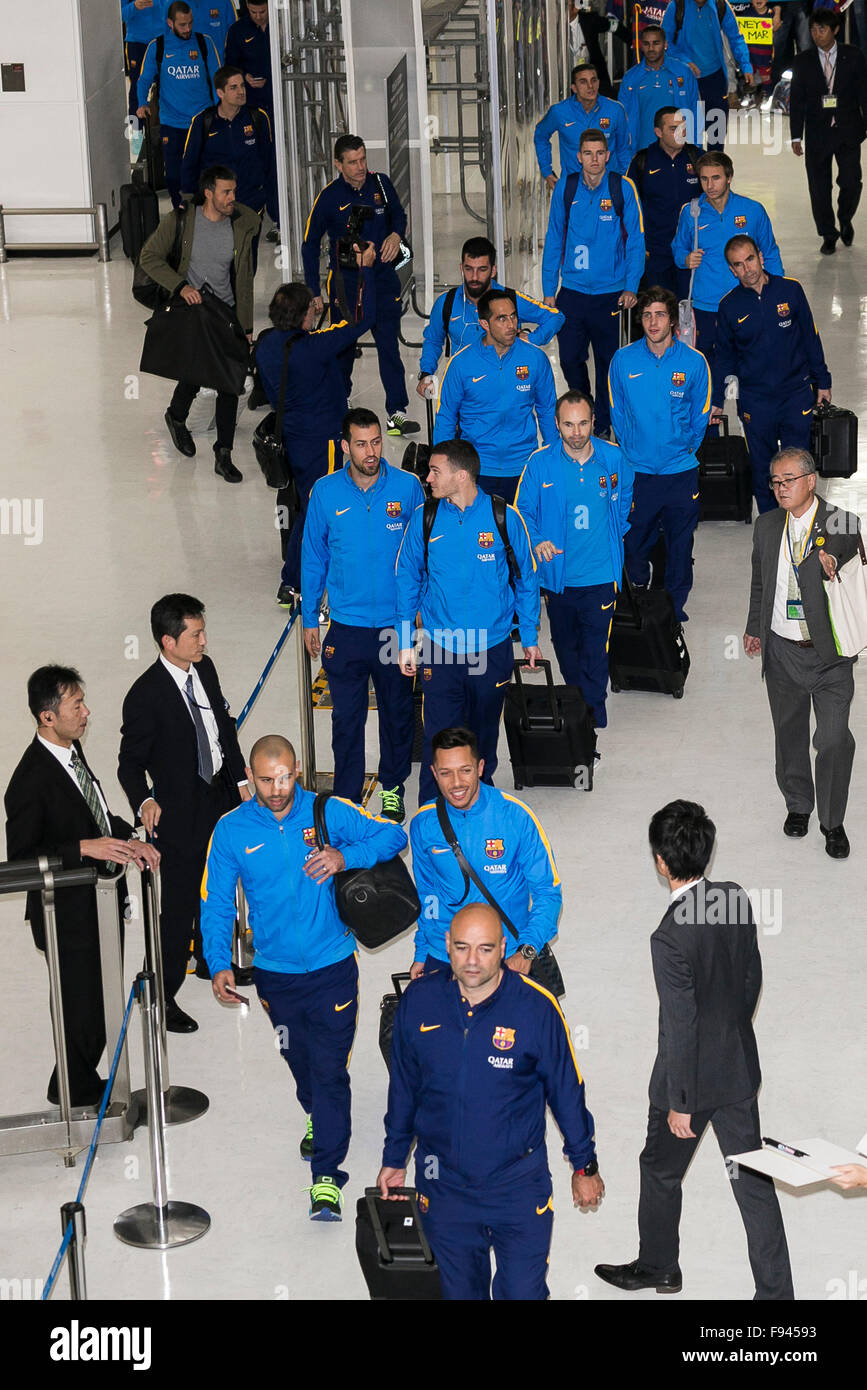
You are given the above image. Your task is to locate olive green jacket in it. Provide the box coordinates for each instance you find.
[139,200,260,333]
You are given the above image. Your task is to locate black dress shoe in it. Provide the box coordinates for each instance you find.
[840,223,854,247]
[783,811,810,838]
[165,1003,198,1033]
[819,824,850,859]
[820,235,838,255]
[47,1079,106,1108]
[595,1258,682,1293]
[214,447,243,483]
[164,409,196,457]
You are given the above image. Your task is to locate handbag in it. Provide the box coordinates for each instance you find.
[378,972,412,1070]
[252,332,302,489]
[313,793,420,949]
[434,798,566,998]
[132,208,184,310]
[374,173,412,271]
[140,285,249,394]
[824,532,867,657]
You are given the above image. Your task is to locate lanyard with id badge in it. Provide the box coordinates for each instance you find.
[786,513,813,623]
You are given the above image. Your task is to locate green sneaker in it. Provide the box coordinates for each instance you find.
[380,787,405,824]
[386,412,420,437]
[299,1114,313,1162]
[308,1176,342,1222]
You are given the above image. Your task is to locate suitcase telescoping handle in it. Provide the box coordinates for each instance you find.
[363,1187,437,1266]
[390,972,412,996]
[425,394,435,448]
[617,569,644,629]
[511,658,563,733]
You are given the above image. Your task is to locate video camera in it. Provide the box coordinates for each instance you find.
[337,205,375,269]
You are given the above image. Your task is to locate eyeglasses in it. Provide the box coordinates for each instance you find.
[768,473,811,490]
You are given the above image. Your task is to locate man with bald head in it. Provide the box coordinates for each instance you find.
[201,733,407,1221]
[377,902,604,1300]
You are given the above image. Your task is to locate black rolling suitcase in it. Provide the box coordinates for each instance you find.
[119,174,159,261]
[697,416,752,523]
[812,403,858,478]
[503,659,596,790]
[355,1188,442,1300]
[609,575,690,699]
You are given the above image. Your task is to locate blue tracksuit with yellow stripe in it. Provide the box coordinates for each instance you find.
[180,103,276,220]
[225,11,274,115]
[409,782,562,965]
[136,28,221,208]
[383,964,597,1299]
[534,93,632,177]
[419,280,564,378]
[202,788,407,1185]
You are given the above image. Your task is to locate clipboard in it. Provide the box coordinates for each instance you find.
[728,1137,866,1188]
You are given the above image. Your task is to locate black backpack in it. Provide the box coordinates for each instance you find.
[560,169,627,268]
[630,142,702,192]
[421,494,521,586]
[152,32,214,106]
[198,104,265,141]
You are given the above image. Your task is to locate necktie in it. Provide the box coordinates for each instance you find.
[70,752,113,837]
[787,523,811,641]
[823,53,836,127]
[185,674,215,783]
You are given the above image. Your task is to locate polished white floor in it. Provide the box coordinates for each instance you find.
[1,118,865,1302]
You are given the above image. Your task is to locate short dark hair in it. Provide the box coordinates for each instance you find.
[571,62,598,83]
[430,438,480,480]
[27,665,83,724]
[199,165,236,198]
[342,407,381,442]
[636,285,678,326]
[167,0,192,18]
[268,282,313,331]
[555,388,594,420]
[696,151,733,179]
[432,726,479,761]
[579,127,608,151]
[641,23,665,39]
[649,800,716,880]
[724,233,760,261]
[150,594,205,648]
[461,236,496,263]
[809,7,841,30]
[653,104,679,128]
[215,65,244,92]
[334,133,365,161]
[476,287,516,324]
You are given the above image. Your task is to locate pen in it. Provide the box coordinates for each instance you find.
[762,1136,808,1159]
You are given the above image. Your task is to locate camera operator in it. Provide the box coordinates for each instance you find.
[302,134,419,439]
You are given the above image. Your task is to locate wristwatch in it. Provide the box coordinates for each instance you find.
[575,1159,599,1178]
[518,944,537,960]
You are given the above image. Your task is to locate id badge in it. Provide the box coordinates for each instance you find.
[822,94,837,109]
[786,599,805,621]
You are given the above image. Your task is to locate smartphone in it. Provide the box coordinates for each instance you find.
[224,987,250,1007]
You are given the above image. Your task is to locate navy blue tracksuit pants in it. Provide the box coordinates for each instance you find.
[693,306,719,377]
[331,268,408,416]
[254,954,358,1187]
[477,475,521,506]
[416,1157,555,1300]
[280,434,340,590]
[698,67,729,153]
[418,637,514,804]
[641,253,690,302]
[555,287,622,435]
[321,621,415,802]
[545,581,617,728]
[161,125,189,210]
[741,389,813,515]
[625,468,700,621]
[126,42,148,119]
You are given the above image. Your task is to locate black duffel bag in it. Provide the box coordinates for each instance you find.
[140,284,249,394]
[378,971,412,1070]
[132,208,185,310]
[313,793,420,949]
[252,331,303,489]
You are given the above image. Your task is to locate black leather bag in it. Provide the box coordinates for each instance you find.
[378,971,411,1070]
[132,207,184,309]
[252,332,303,489]
[434,798,565,998]
[140,285,249,393]
[313,793,420,950]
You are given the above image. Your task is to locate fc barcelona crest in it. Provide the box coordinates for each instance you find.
[478,531,495,548]
[777,303,790,315]
[734,215,747,228]
[485,838,505,858]
[600,198,613,211]
[243,125,254,136]
[599,117,610,128]
[324,645,335,658]
[671,371,686,386]
[492,1026,515,1051]
[302,827,317,847]
[677,75,684,85]
[599,475,608,489]
[515,364,529,380]
[422,666,432,681]
[189,49,200,58]
[386,500,402,516]
[374,192,383,204]
[611,472,618,488]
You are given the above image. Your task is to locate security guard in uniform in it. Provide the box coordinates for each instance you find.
[302,134,417,438]
[302,409,424,825]
[377,901,603,1301]
[712,235,832,514]
[136,1,221,209]
[535,62,632,181]
[180,66,277,233]
[628,107,702,299]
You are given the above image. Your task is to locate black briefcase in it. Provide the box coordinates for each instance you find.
[698,416,752,523]
[609,576,689,699]
[313,794,420,949]
[812,403,858,478]
[355,1188,442,1301]
[379,972,411,1070]
[503,659,596,790]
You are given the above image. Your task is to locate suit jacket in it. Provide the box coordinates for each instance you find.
[117,655,246,852]
[745,493,862,671]
[790,43,867,145]
[648,880,762,1114]
[4,737,132,951]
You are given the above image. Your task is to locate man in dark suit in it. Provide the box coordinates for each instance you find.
[595,800,794,1300]
[744,448,861,858]
[4,666,159,1107]
[790,8,867,254]
[118,594,249,1032]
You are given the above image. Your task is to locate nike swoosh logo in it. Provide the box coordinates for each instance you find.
[420,1023,441,1032]
[601,601,615,610]
[542,481,554,488]
[692,492,700,500]
[334,1000,354,1012]
[737,315,750,323]
[564,121,575,127]
[647,168,659,175]
[628,373,642,379]
[536,1199,553,1215]
[450,315,461,321]
[698,224,709,230]
[336,507,351,515]
[802,407,813,416]
[429,534,444,543]
[431,846,451,853]
[339,203,351,211]
[472,375,486,383]
[245,844,264,854]
[495,678,511,687]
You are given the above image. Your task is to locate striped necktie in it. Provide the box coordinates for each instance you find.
[185,674,215,783]
[70,752,113,837]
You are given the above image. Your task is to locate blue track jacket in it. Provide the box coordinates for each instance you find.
[225,13,273,110]
[201,789,407,975]
[395,489,540,653]
[534,94,632,177]
[137,29,220,128]
[662,0,753,75]
[185,0,238,59]
[409,783,562,962]
[434,339,558,479]
[618,57,701,149]
[122,1,164,45]
[420,281,564,376]
[608,337,711,474]
[382,966,597,1182]
[180,103,274,209]
[302,171,407,296]
[542,169,645,297]
[516,438,634,592]
[627,141,701,257]
[712,274,831,408]
[671,191,783,311]
[301,462,424,630]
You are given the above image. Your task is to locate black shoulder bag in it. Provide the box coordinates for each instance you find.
[313,792,420,950]
[132,207,185,310]
[435,796,565,997]
[252,332,302,489]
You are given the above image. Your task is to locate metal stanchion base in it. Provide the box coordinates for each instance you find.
[130,1085,209,1127]
[114,1200,210,1249]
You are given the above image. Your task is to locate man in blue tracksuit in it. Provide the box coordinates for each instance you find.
[123,0,165,119]
[203,732,407,1221]
[662,0,754,150]
[628,107,702,299]
[301,408,424,825]
[377,901,604,1300]
[711,235,832,514]
[226,0,273,116]
[417,235,564,402]
[303,134,417,437]
[256,255,377,599]
[619,24,701,149]
[136,1,220,208]
[433,288,558,504]
[671,150,783,370]
[409,727,562,972]
[185,0,237,58]
[395,439,541,805]
[535,62,632,182]
[180,67,275,220]
[609,285,711,620]
[541,128,645,439]
[517,390,634,728]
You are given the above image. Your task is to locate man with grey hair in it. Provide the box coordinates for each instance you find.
[744,448,861,857]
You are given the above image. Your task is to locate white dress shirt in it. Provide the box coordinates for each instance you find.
[38,735,112,822]
[771,500,818,639]
[669,877,703,903]
[160,653,224,775]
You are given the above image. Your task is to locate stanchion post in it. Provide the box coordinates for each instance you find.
[0,208,7,265]
[296,612,317,789]
[60,1202,88,1300]
[38,855,75,1166]
[95,203,110,262]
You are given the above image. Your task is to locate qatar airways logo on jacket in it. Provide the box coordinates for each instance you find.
[166,62,203,77]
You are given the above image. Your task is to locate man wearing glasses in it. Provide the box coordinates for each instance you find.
[744,448,861,858]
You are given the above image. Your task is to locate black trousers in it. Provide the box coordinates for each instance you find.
[158,782,234,1001]
[169,382,239,450]
[46,904,125,1106]
[804,131,863,238]
[637,1097,794,1300]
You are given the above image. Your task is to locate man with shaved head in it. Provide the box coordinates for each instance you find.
[201,733,407,1221]
[376,902,604,1300]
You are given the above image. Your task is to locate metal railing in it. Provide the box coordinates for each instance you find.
[0,205,111,263]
